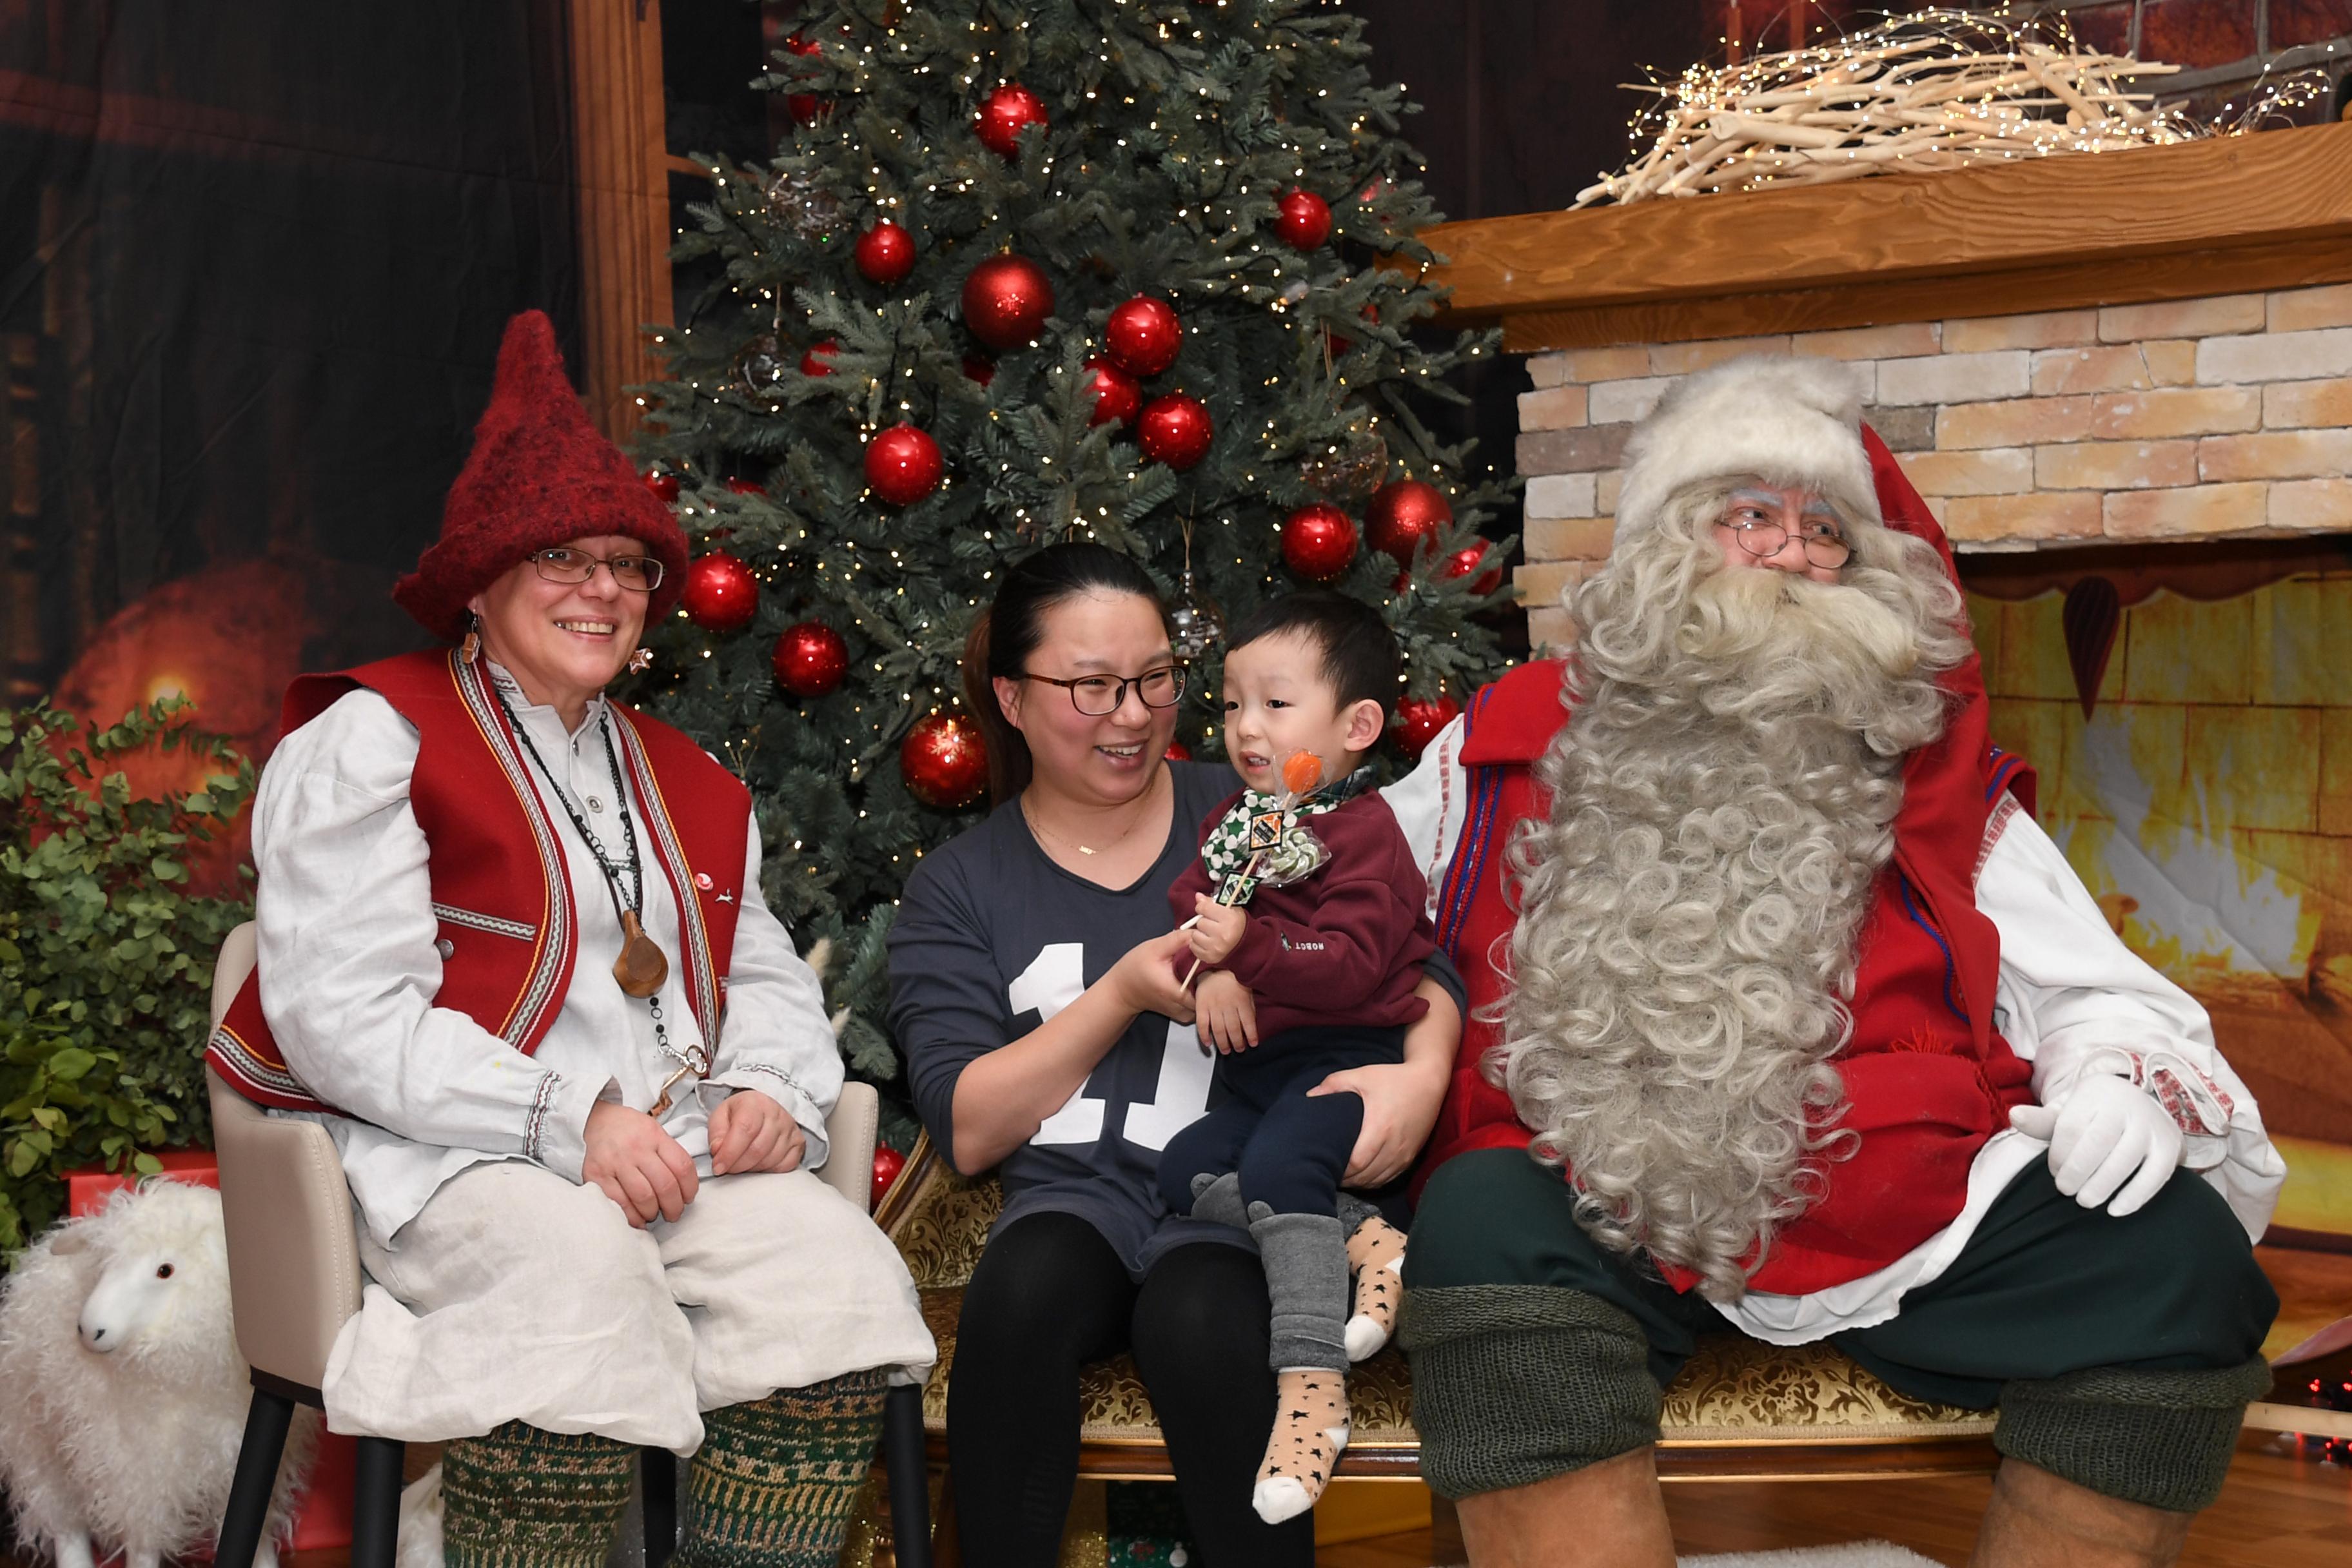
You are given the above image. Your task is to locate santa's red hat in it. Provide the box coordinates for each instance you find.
[393,310,687,642]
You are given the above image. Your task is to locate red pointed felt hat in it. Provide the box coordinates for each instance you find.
[393,311,687,642]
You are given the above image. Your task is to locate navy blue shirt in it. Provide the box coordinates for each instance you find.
[888,761,1459,1275]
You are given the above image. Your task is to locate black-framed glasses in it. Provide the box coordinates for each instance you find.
[1021,665,1186,716]
[1720,516,1852,571]
[530,546,665,593]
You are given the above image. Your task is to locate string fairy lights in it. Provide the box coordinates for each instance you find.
[1576,7,2328,208]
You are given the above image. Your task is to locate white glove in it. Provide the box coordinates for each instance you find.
[2008,1073,2185,1217]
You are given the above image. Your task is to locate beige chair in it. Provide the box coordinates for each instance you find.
[203,921,930,1568]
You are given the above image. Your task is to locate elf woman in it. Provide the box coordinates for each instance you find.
[208,311,933,1568]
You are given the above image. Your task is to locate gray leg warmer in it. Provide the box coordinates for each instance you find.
[1994,1356,2273,1514]
[1248,1206,1351,1373]
[1190,1170,1250,1229]
[1399,1285,1661,1500]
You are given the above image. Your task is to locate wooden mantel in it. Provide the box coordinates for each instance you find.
[1422,120,2352,353]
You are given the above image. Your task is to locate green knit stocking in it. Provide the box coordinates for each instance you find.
[440,1421,637,1568]
[676,1369,889,1568]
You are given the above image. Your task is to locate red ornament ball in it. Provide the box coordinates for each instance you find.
[1083,357,1142,427]
[963,354,997,386]
[772,621,849,698]
[901,712,989,808]
[865,424,944,505]
[1275,188,1333,250]
[1442,540,1505,595]
[1281,504,1358,582]
[643,471,680,505]
[870,1144,907,1208]
[1104,296,1183,378]
[1393,694,1462,762]
[962,253,1056,349]
[1366,478,1455,566]
[799,339,839,377]
[975,83,1049,158]
[854,221,916,286]
[1137,395,1213,471]
[783,33,828,125]
[681,553,759,633]
[1164,740,1193,761]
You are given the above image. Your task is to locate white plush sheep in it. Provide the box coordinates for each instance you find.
[0,1181,315,1568]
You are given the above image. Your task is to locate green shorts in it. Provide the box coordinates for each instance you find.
[1399,1148,2277,1511]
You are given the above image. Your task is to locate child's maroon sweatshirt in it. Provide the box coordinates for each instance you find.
[1167,789,1436,1037]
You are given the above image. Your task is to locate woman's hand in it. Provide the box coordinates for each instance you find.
[1110,928,1200,1024]
[1311,977,1461,1188]
[1195,970,1260,1054]
[583,1101,700,1226]
[1189,895,1248,965]
[709,1088,808,1177]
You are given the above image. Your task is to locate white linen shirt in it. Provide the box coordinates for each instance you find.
[253,665,844,1250]
[1384,714,2286,1345]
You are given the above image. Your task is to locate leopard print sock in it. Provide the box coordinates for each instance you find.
[1251,1367,1351,1525]
[1343,1214,1407,1361]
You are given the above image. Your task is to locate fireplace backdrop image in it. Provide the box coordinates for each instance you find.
[1969,544,2352,1245]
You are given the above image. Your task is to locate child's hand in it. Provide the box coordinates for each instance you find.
[1195,970,1260,1054]
[1191,894,1248,965]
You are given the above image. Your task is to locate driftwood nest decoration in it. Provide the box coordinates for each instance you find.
[1576,8,2326,208]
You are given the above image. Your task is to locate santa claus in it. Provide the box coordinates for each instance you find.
[1384,356,2285,1567]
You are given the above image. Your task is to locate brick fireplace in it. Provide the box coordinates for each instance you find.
[1422,120,2352,1239]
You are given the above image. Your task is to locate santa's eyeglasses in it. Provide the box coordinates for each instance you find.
[1720,510,1852,570]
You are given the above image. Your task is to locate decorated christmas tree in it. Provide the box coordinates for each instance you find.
[633,0,1514,1102]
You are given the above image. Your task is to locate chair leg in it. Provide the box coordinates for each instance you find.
[640,1447,678,1568]
[349,1435,406,1568]
[929,1468,960,1568]
[881,1384,931,1568]
[216,1387,295,1568]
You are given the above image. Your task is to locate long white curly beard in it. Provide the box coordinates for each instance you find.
[1493,538,1966,1301]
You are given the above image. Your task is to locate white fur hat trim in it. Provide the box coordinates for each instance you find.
[1612,355,1879,546]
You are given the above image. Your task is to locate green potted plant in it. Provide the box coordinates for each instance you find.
[0,699,253,1254]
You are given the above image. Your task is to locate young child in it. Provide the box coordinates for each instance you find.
[1157,591,1433,1525]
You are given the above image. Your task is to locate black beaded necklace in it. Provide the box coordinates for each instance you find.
[495,684,707,1110]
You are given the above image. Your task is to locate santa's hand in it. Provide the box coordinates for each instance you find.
[2009,1074,2184,1217]
[1190,894,1247,965]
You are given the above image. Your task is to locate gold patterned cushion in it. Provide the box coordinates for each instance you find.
[879,1142,1992,1453]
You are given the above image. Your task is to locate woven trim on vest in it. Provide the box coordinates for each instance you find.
[440,1421,636,1568]
[1399,1284,1659,1500]
[1994,1356,2273,1514]
[676,1368,888,1568]
[612,709,722,1054]
[451,651,575,1046]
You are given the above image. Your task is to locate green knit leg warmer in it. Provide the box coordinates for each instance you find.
[1398,1284,1661,1500]
[440,1422,638,1568]
[1995,1356,2273,1514]
[676,1368,889,1568]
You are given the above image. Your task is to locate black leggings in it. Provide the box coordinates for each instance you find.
[946,1211,1313,1568]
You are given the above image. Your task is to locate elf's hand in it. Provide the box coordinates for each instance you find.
[1195,970,1260,1054]
[1191,894,1247,965]
[2009,1073,2184,1217]
[708,1088,807,1177]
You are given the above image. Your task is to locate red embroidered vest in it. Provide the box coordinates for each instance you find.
[208,649,752,1114]
[1413,430,2040,1297]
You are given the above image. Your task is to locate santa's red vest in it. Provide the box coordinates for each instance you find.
[208,649,751,1115]
[1415,430,2039,1298]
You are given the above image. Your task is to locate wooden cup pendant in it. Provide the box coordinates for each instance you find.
[614,909,670,999]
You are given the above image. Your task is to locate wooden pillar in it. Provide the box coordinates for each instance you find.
[566,0,673,440]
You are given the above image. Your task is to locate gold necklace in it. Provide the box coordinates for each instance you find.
[1024,767,1163,859]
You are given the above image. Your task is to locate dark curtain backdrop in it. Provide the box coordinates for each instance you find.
[1,0,580,762]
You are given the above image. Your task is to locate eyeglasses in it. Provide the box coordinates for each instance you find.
[1720,514,1852,571]
[530,547,665,593]
[1021,665,1186,716]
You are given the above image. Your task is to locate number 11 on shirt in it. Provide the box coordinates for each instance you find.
[1008,943,1215,1152]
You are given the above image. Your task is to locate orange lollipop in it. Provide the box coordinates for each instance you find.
[1281,751,1325,797]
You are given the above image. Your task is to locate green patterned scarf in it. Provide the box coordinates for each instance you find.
[1199,766,1373,905]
